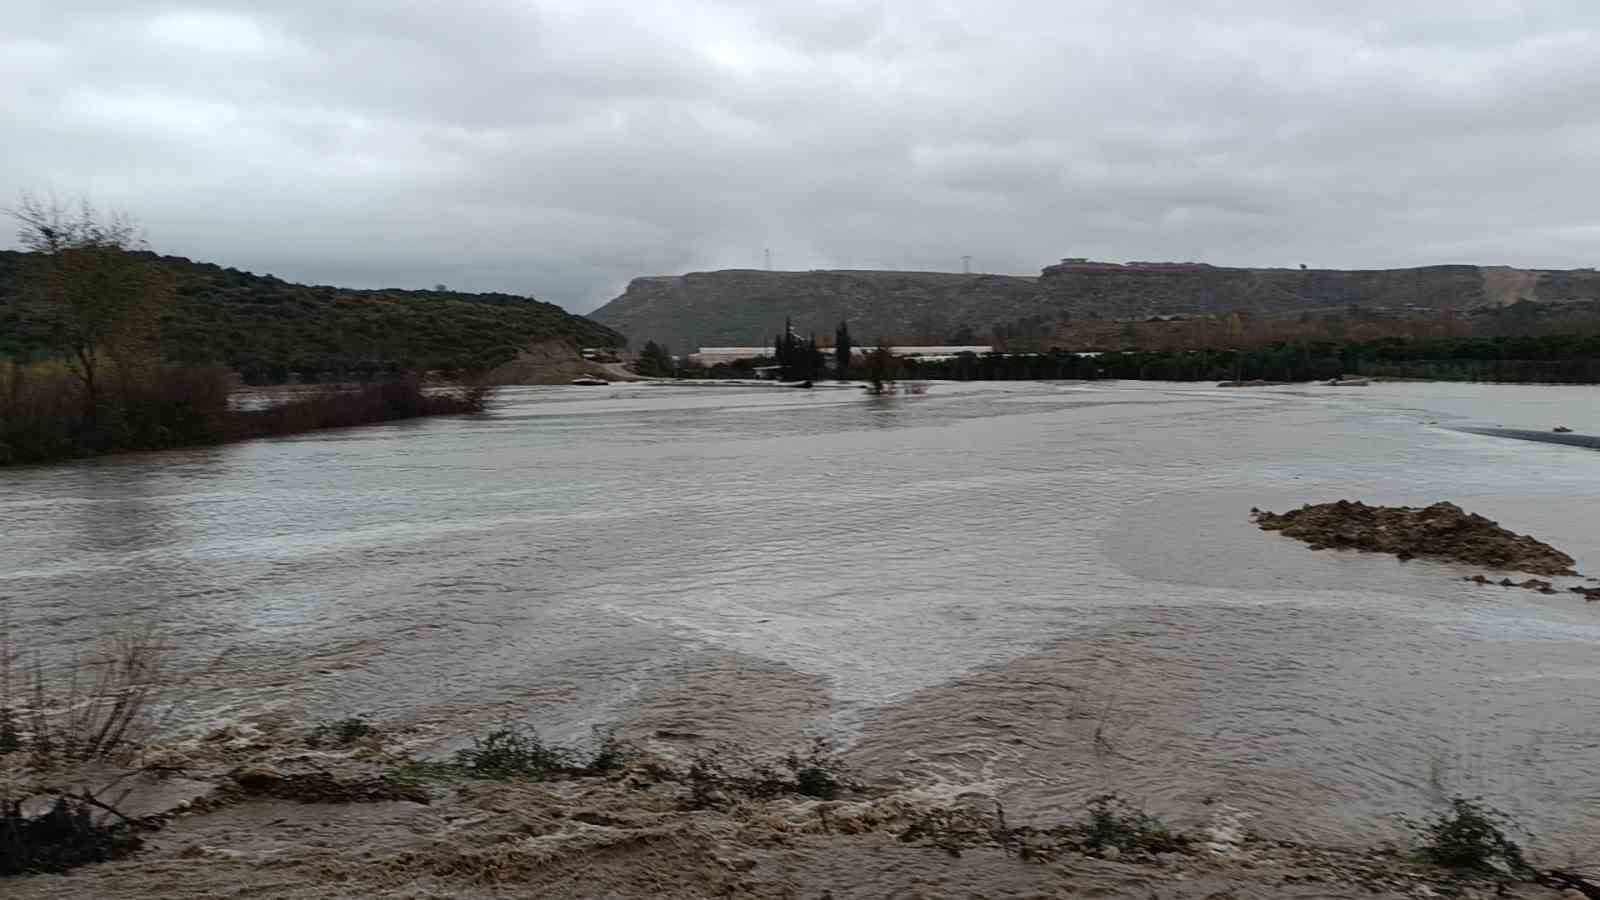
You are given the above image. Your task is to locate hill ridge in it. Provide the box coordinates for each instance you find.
[0,249,623,380]
[589,260,1600,351]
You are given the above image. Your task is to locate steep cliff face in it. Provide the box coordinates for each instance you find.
[590,269,1038,351]
[1531,267,1600,303]
[588,263,1600,350]
[1033,263,1488,318]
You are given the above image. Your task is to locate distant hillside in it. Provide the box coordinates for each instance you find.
[591,269,1038,352]
[0,251,624,380]
[589,262,1600,351]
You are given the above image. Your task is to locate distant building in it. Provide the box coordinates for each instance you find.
[689,347,772,366]
[690,344,994,367]
[855,345,993,360]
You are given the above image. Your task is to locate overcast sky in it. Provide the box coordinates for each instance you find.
[5,1,1598,312]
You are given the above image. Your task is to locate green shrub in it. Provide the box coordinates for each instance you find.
[1075,794,1189,854]
[1410,797,1529,874]
[307,716,377,748]
[454,726,573,780]
[785,738,845,800]
[682,739,851,807]
[584,730,635,774]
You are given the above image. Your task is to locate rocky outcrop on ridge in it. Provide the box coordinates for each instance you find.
[590,269,1038,352]
[588,262,1600,351]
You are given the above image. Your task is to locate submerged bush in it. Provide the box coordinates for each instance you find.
[306,716,378,749]
[454,726,574,780]
[1410,797,1529,874]
[1074,793,1190,854]
[784,738,846,800]
[584,729,635,774]
[683,738,851,808]
[897,793,1193,863]
[0,796,142,877]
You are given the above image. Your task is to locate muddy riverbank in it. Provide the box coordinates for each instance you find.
[3,715,1585,900]
[1251,500,1581,576]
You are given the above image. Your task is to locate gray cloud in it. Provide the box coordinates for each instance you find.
[4,0,1598,311]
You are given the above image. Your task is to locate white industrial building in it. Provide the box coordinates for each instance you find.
[689,345,993,366]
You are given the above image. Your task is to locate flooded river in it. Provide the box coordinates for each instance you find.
[3,381,1599,857]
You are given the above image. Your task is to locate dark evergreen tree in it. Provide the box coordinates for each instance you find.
[775,317,802,380]
[834,321,853,379]
[637,340,674,376]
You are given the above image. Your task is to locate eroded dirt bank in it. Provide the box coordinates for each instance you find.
[4,718,1586,900]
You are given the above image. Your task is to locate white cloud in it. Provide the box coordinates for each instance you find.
[3,0,1598,310]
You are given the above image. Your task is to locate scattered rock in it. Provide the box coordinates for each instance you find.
[229,765,284,792]
[227,767,427,805]
[1467,574,1577,597]
[1253,501,1579,576]
[204,725,242,743]
[1570,586,1600,602]
[139,747,193,771]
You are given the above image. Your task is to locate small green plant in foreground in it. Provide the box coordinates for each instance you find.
[784,737,845,800]
[1075,794,1190,854]
[307,716,377,748]
[454,726,574,780]
[1409,797,1529,875]
[585,729,636,774]
[684,738,851,807]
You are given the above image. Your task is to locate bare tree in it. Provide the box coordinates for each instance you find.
[9,194,173,421]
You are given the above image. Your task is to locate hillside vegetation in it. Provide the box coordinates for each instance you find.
[0,251,624,382]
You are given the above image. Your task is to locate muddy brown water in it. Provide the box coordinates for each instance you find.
[3,381,1599,859]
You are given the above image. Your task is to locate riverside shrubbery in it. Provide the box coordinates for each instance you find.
[0,198,493,466]
[683,737,851,807]
[429,723,847,806]
[0,361,490,465]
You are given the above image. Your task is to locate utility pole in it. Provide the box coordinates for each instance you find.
[961,255,971,274]
[764,248,772,271]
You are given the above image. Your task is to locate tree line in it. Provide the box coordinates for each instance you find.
[897,335,1600,384]
[0,197,491,465]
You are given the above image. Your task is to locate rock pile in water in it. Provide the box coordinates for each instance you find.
[1251,501,1579,576]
